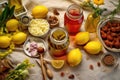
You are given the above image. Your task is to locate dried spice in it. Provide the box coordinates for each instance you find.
[68,74,75,79]
[102,54,115,66]
[89,64,94,70]
[48,16,59,28]
[100,21,120,49]
[97,62,101,67]
[53,9,59,15]
[60,72,65,77]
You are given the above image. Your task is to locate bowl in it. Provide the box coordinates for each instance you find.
[23,37,47,58]
[47,15,59,28]
[97,17,120,52]
[101,52,118,67]
[28,19,50,38]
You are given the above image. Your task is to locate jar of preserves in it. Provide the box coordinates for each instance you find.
[64,4,84,35]
[48,27,69,59]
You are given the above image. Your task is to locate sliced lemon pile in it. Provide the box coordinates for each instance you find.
[51,60,65,69]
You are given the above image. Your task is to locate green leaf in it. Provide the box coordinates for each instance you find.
[0,4,9,21]
[0,4,15,33]
[8,6,15,19]
[2,5,10,22]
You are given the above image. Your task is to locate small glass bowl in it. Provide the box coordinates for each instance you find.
[101,53,118,67]
[23,37,47,58]
[28,19,50,38]
[47,15,59,29]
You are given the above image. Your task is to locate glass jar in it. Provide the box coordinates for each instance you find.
[9,0,23,10]
[85,13,100,33]
[48,27,69,59]
[20,15,30,30]
[64,4,84,35]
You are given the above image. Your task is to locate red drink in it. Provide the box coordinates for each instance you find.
[64,4,84,35]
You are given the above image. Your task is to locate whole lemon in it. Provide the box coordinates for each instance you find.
[67,48,82,67]
[6,19,19,32]
[12,32,27,45]
[75,32,90,45]
[32,5,48,18]
[84,41,102,54]
[0,36,11,48]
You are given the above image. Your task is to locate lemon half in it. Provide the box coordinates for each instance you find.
[51,60,65,69]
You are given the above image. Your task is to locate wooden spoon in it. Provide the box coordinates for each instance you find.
[43,60,53,79]
[40,54,47,80]
[36,60,53,79]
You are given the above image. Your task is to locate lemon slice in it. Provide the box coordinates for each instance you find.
[51,60,65,69]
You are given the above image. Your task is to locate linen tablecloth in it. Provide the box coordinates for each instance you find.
[8,0,120,80]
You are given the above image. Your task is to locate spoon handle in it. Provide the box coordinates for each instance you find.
[44,61,53,79]
[40,54,47,80]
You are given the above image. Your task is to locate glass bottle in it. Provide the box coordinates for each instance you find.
[48,27,69,60]
[9,0,23,10]
[64,4,84,35]
[85,13,100,33]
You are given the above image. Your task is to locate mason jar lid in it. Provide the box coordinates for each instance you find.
[20,15,30,25]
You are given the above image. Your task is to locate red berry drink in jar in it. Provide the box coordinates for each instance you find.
[64,4,84,35]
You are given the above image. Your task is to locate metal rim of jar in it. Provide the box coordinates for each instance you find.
[66,4,83,20]
[50,27,69,45]
[20,15,30,25]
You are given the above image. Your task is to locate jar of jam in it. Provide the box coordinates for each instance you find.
[48,27,69,59]
[64,4,84,35]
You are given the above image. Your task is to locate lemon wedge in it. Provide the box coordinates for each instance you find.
[51,60,65,69]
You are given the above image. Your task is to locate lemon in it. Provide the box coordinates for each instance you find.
[0,36,11,48]
[84,41,102,54]
[12,32,27,45]
[51,60,65,69]
[32,5,48,18]
[67,48,82,67]
[75,32,90,45]
[6,19,19,32]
